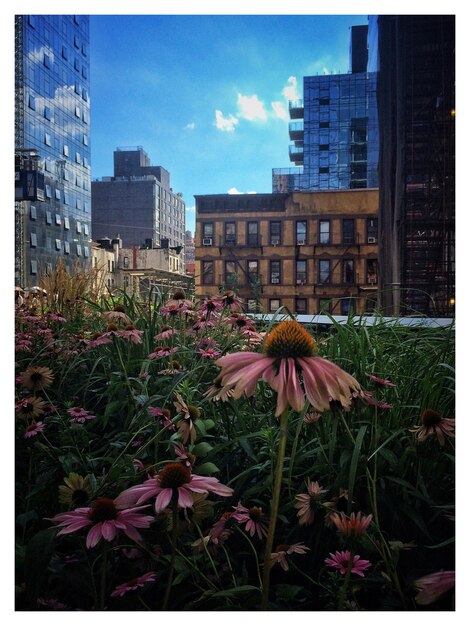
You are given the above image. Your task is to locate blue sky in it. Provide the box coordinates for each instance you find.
[89,14,369,234]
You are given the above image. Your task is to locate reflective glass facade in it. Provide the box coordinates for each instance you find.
[272,23,379,193]
[15,15,91,285]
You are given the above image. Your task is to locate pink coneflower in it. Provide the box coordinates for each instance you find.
[83,333,113,349]
[330,511,373,537]
[47,497,154,549]
[303,410,322,425]
[173,442,196,468]
[414,570,455,605]
[232,502,269,539]
[114,462,233,514]
[208,511,233,544]
[410,409,455,447]
[365,372,397,387]
[294,479,328,525]
[161,303,190,317]
[226,313,256,331]
[216,290,244,311]
[148,406,175,430]
[15,338,33,352]
[325,550,371,577]
[165,290,194,309]
[199,298,223,316]
[359,391,393,410]
[198,347,222,359]
[148,345,178,359]
[67,407,96,424]
[24,421,45,438]
[102,307,131,324]
[154,325,177,341]
[116,325,144,344]
[174,393,200,444]
[111,571,156,598]
[270,542,310,571]
[210,319,363,417]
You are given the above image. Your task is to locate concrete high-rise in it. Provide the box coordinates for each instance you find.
[15,15,92,287]
[92,147,186,264]
[272,24,379,193]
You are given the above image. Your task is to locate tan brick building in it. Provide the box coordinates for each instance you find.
[195,189,379,316]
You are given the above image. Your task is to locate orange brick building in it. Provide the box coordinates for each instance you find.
[195,189,379,315]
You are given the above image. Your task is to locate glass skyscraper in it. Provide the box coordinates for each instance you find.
[272,24,378,193]
[15,15,92,287]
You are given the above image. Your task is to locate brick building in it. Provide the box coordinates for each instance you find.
[195,189,378,316]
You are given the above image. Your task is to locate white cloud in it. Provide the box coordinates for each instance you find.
[271,101,289,121]
[186,205,195,212]
[184,122,196,130]
[237,93,268,121]
[227,188,257,195]
[215,110,239,132]
[282,76,301,102]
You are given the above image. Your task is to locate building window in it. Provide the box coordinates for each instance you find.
[270,221,281,245]
[30,205,37,220]
[269,298,281,312]
[367,259,378,285]
[44,133,51,146]
[366,218,378,243]
[202,223,214,243]
[247,222,259,246]
[341,299,355,316]
[296,221,307,245]
[76,244,82,256]
[64,192,70,205]
[55,213,61,225]
[123,256,129,268]
[46,211,52,224]
[247,260,258,282]
[30,233,37,248]
[84,224,89,236]
[295,298,307,314]
[319,220,330,244]
[343,259,355,284]
[319,259,331,284]
[44,105,51,120]
[55,239,62,250]
[270,260,281,284]
[45,185,52,199]
[64,241,70,254]
[75,106,81,118]
[43,53,50,68]
[224,222,236,245]
[63,144,69,157]
[55,189,61,201]
[62,45,68,59]
[343,219,355,244]
[84,247,89,258]
[224,260,237,284]
[64,217,70,230]
[319,298,331,313]
[75,151,81,164]
[296,260,307,284]
[76,221,81,234]
[202,260,214,284]
[28,94,35,110]
[30,260,37,275]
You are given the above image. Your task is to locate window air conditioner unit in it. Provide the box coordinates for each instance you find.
[297,239,306,246]
[271,238,280,246]
[367,236,376,244]
[202,237,213,246]
[271,278,280,284]
[296,279,306,285]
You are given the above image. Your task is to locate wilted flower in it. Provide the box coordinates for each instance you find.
[174,393,200,444]
[232,502,269,539]
[294,479,328,526]
[414,570,455,605]
[325,550,371,576]
[47,497,154,549]
[102,306,131,324]
[210,320,363,417]
[270,542,310,571]
[111,571,156,598]
[149,406,175,431]
[330,511,373,537]
[410,409,455,447]
[114,462,233,514]
[21,366,54,391]
[365,372,397,387]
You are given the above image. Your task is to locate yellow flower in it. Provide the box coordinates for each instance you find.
[58,472,92,507]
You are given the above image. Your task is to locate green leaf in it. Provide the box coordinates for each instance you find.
[195,462,220,475]
[348,424,368,513]
[211,585,259,598]
[24,528,57,608]
[192,442,213,456]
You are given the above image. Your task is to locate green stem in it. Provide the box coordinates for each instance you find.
[162,504,178,610]
[337,546,355,610]
[260,407,289,610]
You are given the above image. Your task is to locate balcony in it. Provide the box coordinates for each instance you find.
[289,121,304,141]
[289,145,304,165]
[289,99,304,119]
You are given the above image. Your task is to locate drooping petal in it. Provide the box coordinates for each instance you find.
[231,357,276,399]
[86,525,103,549]
[285,357,306,413]
[100,520,117,542]
[177,486,195,509]
[154,488,173,513]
